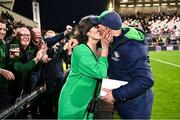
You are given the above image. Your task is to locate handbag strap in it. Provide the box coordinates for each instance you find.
[84,44,101,98]
[84,44,98,61]
[84,44,102,119]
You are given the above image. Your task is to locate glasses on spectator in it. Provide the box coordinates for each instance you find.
[20,34,31,37]
[0,28,7,31]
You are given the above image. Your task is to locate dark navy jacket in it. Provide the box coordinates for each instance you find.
[32,32,65,85]
[108,27,154,119]
[44,32,65,47]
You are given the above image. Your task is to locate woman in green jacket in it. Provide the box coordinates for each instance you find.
[58,15,112,119]
[8,27,46,100]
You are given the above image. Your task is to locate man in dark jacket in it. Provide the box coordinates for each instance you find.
[90,10,154,119]
[30,27,70,118]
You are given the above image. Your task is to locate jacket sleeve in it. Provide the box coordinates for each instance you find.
[44,32,65,47]
[52,45,70,64]
[76,47,108,79]
[14,59,37,73]
[112,42,154,103]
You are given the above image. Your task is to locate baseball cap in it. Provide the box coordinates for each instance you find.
[90,10,122,30]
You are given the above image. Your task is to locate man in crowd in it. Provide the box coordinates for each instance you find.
[0,17,15,110]
[30,27,70,118]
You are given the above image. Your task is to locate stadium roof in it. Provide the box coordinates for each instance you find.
[108,0,180,15]
[117,0,178,4]
[115,0,179,6]
[0,0,15,10]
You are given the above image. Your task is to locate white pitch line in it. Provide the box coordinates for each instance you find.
[150,58,180,68]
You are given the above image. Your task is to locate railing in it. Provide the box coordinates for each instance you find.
[145,33,180,48]
[148,45,180,51]
[0,86,46,119]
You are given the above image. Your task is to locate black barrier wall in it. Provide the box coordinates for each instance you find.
[148,45,180,51]
[0,86,46,119]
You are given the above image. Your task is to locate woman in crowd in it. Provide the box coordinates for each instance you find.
[8,27,46,101]
[58,15,112,119]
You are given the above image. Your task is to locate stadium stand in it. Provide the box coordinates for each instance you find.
[0,5,38,27]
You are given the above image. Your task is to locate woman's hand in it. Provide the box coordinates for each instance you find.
[100,28,113,57]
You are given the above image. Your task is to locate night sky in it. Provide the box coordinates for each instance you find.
[13,0,108,32]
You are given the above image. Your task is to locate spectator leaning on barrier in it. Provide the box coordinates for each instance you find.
[30,27,68,87]
[90,10,154,119]
[29,27,70,118]
[0,17,15,110]
[28,27,49,119]
[29,27,48,89]
[7,27,46,101]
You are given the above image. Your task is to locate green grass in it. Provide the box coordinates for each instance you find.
[150,51,180,119]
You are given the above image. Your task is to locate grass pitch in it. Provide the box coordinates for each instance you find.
[150,51,180,119]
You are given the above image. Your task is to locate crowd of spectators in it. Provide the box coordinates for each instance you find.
[0,11,71,118]
[121,12,180,46]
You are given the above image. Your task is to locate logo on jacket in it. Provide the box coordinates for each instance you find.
[111,51,120,61]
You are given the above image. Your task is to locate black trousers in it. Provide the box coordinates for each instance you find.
[94,99,114,119]
[0,87,13,111]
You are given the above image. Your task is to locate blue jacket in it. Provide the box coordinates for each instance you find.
[108,27,154,119]
[44,32,65,47]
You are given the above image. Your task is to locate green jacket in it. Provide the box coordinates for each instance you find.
[8,38,37,73]
[8,39,37,97]
[122,26,145,41]
[58,44,108,119]
[0,40,8,88]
